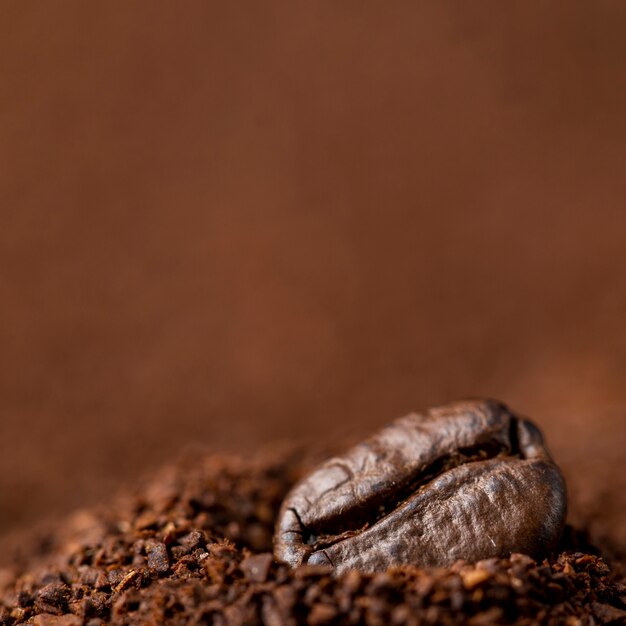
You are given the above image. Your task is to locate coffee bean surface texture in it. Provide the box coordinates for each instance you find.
[274,399,567,573]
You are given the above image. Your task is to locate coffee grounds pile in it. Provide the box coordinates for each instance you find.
[0,452,624,625]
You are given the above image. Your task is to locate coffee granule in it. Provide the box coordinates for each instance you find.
[0,452,623,625]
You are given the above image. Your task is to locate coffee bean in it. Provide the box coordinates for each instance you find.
[274,399,567,573]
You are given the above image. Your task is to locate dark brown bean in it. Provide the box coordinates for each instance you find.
[274,399,567,573]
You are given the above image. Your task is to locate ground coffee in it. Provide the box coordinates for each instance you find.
[0,450,623,625]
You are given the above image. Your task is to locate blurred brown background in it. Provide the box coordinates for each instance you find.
[1,2,625,555]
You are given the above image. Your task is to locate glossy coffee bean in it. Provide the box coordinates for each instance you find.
[274,399,566,573]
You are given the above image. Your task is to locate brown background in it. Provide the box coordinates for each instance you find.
[1,2,625,556]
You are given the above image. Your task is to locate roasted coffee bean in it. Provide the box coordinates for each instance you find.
[274,399,567,573]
